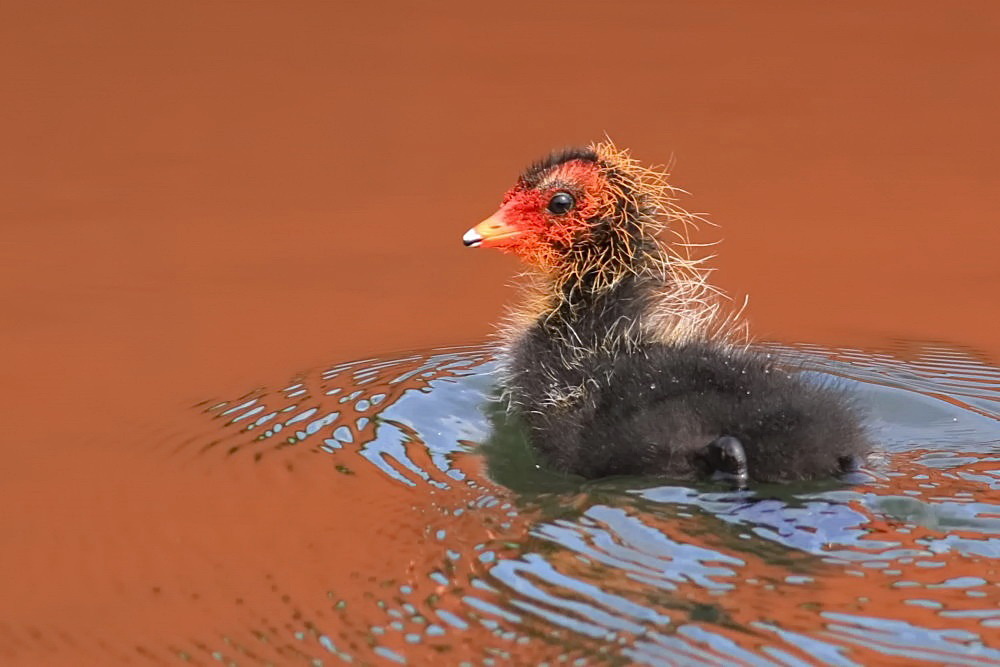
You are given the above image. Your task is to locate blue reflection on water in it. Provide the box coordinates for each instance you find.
[195,342,1000,664]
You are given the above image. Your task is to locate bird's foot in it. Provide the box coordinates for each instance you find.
[705,435,749,489]
[837,454,863,473]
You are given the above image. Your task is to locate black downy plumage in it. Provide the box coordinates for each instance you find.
[463,141,869,484]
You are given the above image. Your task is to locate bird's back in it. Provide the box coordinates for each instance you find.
[508,340,869,482]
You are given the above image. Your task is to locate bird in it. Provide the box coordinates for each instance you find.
[462,141,869,485]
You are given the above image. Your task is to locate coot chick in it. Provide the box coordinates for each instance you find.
[463,142,869,484]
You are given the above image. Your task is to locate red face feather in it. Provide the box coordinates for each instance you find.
[466,159,611,270]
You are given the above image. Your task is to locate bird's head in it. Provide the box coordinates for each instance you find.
[463,141,679,291]
[464,141,733,343]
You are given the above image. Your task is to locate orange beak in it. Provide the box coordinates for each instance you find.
[462,210,523,248]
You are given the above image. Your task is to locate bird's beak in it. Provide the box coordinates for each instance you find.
[462,210,522,248]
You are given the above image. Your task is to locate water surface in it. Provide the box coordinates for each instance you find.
[3,2,999,665]
[70,342,996,665]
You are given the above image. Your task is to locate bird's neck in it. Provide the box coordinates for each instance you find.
[507,237,719,366]
[539,270,664,353]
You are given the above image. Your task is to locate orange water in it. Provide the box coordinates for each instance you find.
[2,1,999,664]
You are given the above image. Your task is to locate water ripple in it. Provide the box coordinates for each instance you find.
[13,341,997,664]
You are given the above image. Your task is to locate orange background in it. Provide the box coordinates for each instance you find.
[1,2,998,662]
[3,2,999,447]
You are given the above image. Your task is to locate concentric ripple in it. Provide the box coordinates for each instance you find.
[10,342,999,665]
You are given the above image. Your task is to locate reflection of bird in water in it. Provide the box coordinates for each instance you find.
[463,142,868,484]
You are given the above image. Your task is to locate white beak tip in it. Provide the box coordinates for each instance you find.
[462,228,483,247]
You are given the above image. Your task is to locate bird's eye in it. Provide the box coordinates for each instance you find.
[546,192,575,215]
